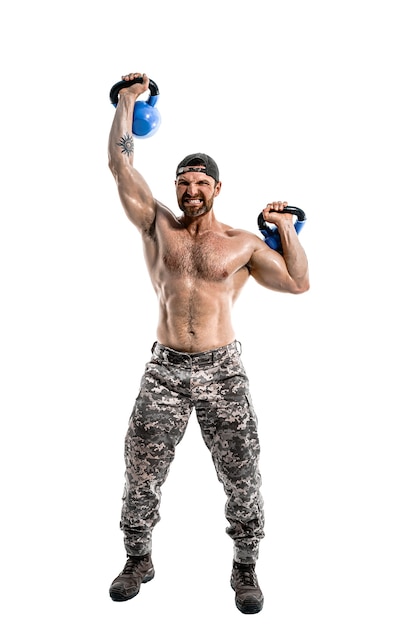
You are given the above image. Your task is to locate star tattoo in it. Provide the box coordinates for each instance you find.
[117,133,134,156]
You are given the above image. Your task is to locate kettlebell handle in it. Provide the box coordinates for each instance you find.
[257,206,306,232]
[109,77,160,105]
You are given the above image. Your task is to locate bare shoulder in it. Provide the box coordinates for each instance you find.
[154,201,183,229]
[155,200,176,219]
[222,223,265,250]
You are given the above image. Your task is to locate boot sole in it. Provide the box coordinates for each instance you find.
[110,569,155,602]
[231,581,264,614]
[235,598,264,614]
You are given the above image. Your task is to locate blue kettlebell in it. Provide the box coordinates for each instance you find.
[258,206,307,254]
[109,76,161,138]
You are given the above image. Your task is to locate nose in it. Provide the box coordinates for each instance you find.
[186,183,199,196]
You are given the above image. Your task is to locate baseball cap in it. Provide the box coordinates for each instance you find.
[176,153,219,182]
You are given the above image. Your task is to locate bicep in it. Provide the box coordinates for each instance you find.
[249,245,295,292]
[112,164,156,232]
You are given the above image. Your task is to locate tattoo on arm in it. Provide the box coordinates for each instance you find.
[116,133,134,156]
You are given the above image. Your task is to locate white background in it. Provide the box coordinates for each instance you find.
[1,1,416,624]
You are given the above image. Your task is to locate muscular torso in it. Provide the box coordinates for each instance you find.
[142,204,258,353]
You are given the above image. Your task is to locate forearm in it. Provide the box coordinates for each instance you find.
[278,223,309,290]
[108,93,137,172]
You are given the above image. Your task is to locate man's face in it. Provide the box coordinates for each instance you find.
[175,170,221,217]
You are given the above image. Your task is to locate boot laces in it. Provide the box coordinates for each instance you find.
[122,556,146,575]
[235,564,257,587]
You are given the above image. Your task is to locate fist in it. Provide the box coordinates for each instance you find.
[119,72,149,98]
[262,201,292,225]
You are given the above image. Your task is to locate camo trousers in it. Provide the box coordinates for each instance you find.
[120,340,265,564]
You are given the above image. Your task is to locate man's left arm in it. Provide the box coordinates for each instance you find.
[248,202,310,294]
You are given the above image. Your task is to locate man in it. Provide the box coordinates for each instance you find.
[107,72,309,615]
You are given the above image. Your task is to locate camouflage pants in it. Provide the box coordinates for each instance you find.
[121,340,265,564]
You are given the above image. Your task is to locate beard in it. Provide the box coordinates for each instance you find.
[179,194,215,217]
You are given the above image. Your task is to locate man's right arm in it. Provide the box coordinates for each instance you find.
[108,73,156,235]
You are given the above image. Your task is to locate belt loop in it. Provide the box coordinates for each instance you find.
[151,341,157,354]
[235,340,242,355]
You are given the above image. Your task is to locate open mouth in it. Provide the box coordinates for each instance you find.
[184,198,202,204]
[183,198,204,207]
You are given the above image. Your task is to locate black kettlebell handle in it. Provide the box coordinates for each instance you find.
[109,77,160,105]
[257,206,306,231]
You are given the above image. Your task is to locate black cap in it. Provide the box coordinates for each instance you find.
[176,153,219,182]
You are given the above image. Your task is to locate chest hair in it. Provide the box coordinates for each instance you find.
[162,233,231,281]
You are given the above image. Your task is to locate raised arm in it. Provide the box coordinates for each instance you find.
[108,73,156,234]
[248,202,310,294]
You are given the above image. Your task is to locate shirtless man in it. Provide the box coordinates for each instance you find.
[107,72,309,614]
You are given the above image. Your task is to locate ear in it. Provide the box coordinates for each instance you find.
[214,181,222,196]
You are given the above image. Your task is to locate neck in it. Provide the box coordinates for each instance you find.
[180,210,218,235]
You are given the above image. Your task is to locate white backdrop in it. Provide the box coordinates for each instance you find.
[1,1,416,624]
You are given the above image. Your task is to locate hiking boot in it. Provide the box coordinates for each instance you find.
[230,561,264,614]
[109,554,155,602]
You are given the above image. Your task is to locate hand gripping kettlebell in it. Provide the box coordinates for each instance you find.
[258,206,307,254]
[109,76,161,138]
